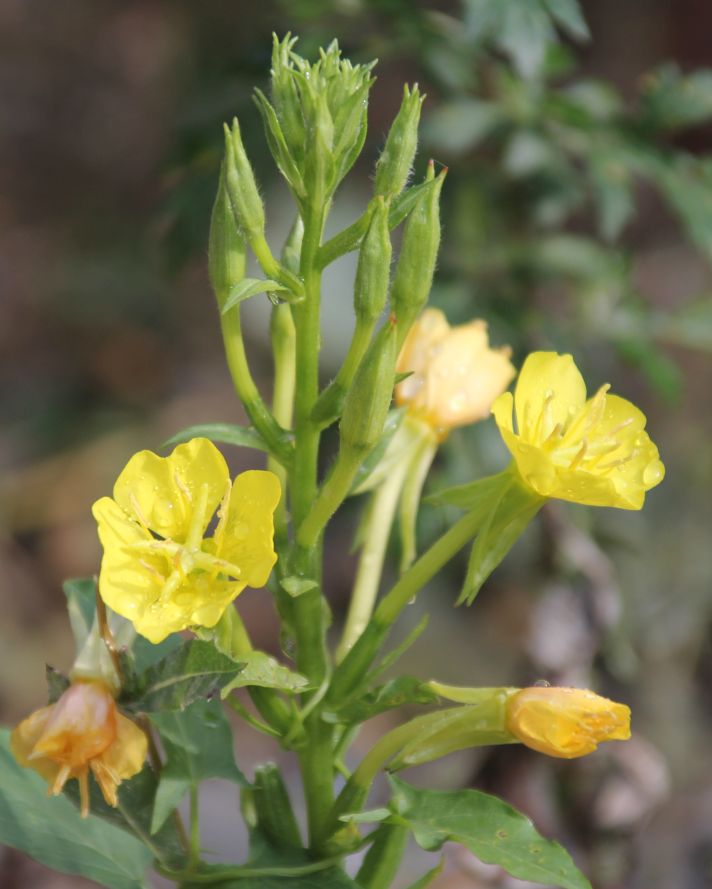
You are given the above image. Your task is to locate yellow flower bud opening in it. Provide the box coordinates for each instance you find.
[505,686,631,759]
[92,437,280,643]
[11,680,147,817]
[492,351,664,509]
[396,308,515,439]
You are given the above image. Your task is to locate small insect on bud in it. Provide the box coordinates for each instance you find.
[374,84,425,199]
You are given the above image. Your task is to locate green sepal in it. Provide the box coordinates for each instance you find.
[374,83,425,198]
[280,575,320,598]
[220,278,291,314]
[120,639,244,713]
[46,664,70,703]
[0,730,156,889]
[208,162,247,310]
[388,700,515,771]
[162,422,269,454]
[349,408,406,495]
[150,700,247,834]
[220,650,310,696]
[388,777,592,889]
[224,118,265,239]
[253,88,306,200]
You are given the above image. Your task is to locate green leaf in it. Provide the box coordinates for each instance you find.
[0,729,153,889]
[150,699,247,833]
[588,149,635,241]
[640,64,712,131]
[121,639,243,712]
[327,676,438,724]
[220,650,310,695]
[162,422,269,454]
[280,575,320,598]
[423,99,503,155]
[63,576,97,649]
[221,278,288,313]
[426,469,511,510]
[543,0,590,40]
[389,777,592,889]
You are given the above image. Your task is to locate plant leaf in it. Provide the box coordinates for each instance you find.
[327,676,438,724]
[221,278,287,313]
[0,729,154,889]
[221,650,310,696]
[389,777,592,889]
[150,699,247,833]
[162,422,269,453]
[121,640,243,712]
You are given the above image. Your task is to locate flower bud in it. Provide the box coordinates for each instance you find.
[224,118,265,240]
[11,680,147,817]
[374,84,424,198]
[505,686,631,758]
[391,162,446,346]
[354,197,392,323]
[340,317,397,453]
[208,164,247,310]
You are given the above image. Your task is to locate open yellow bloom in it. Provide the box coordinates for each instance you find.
[396,308,515,439]
[11,680,147,817]
[505,686,631,758]
[492,352,664,509]
[92,437,280,643]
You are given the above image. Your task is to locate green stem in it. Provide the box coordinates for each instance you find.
[296,446,365,550]
[220,307,292,467]
[189,784,200,870]
[356,823,410,889]
[311,317,375,427]
[336,456,410,661]
[290,204,334,848]
[326,506,493,707]
[269,302,296,550]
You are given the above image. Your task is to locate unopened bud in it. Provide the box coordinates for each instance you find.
[374,84,424,198]
[354,197,392,323]
[208,164,247,310]
[340,318,397,453]
[391,161,446,347]
[224,118,265,240]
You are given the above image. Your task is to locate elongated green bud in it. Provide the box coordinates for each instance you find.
[223,118,265,240]
[208,164,247,310]
[391,161,446,347]
[253,764,302,849]
[340,317,397,453]
[374,84,424,198]
[354,196,392,323]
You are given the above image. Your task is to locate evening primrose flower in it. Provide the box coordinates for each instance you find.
[395,308,515,439]
[11,680,146,817]
[505,686,631,758]
[492,352,664,509]
[92,437,280,644]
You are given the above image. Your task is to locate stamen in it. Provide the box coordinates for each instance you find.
[139,559,164,581]
[174,470,192,503]
[542,422,563,447]
[51,763,72,796]
[569,440,588,470]
[128,494,151,531]
[79,770,90,818]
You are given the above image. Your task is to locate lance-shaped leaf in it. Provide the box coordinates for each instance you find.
[221,650,310,695]
[326,676,438,725]
[122,639,244,712]
[150,699,247,833]
[221,278,289,314]
[162,422,269,454]
[0,729,155,889]
[389,777,592,889]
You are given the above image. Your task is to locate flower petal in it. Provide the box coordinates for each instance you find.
[214,470,280,587]
[91,713,147,806]
[514,352,586,443]
[113,438,230,541]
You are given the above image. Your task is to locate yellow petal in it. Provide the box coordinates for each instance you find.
[11,706,61,784]
[91,713,147,807]
[514,352,586,443]
[214,470,280,587]
[113,438,230,541]
[506,686,631,758]
[93,496,167,626]
[491,391,514,434]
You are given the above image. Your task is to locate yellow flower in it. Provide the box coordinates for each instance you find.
[396,308,515,439]
[92,437,280,643]
[505,686,631,758]
[492,351,664,509]
[11,680,147,817]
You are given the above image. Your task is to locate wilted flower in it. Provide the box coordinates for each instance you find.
[505,686,631,758]
[11,680,146,817]
[395,308,515,439]
[92,437,280,644]
[492,351,664,509]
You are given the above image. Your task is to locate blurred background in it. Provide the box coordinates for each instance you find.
[1,1,711,887]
